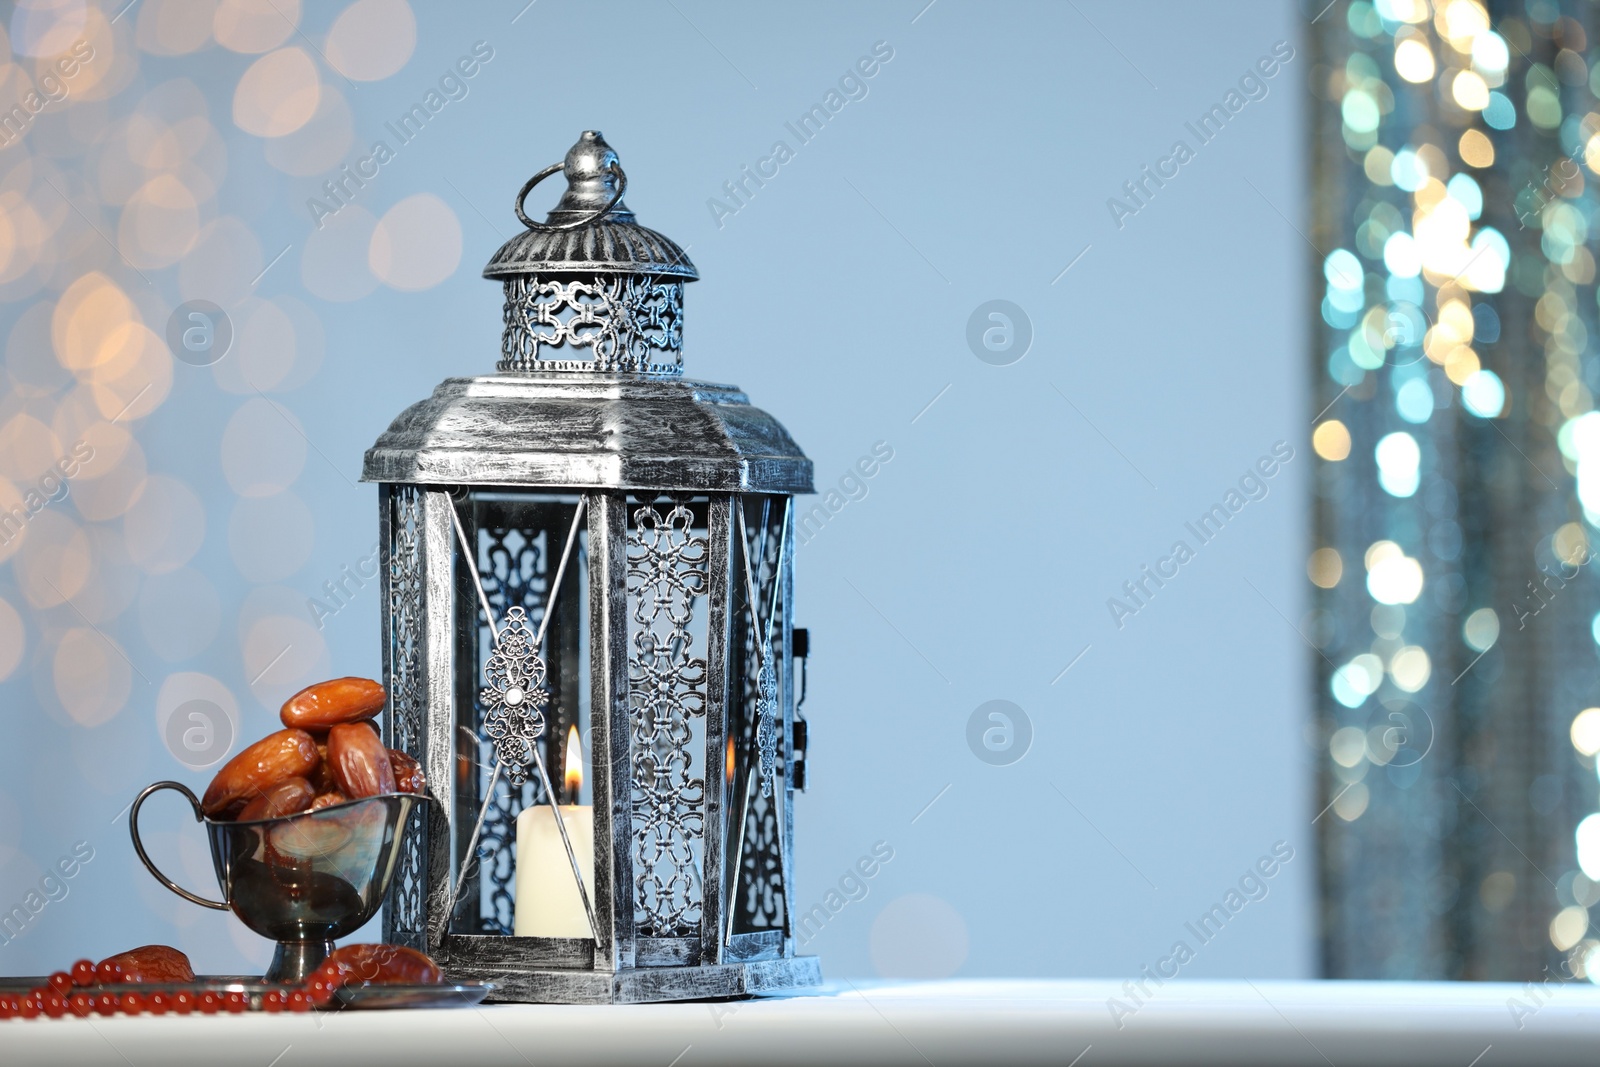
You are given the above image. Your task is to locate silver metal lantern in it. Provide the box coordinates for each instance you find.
[361,131,819,1003]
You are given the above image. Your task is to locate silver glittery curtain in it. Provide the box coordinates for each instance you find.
[1313,0,1600,979]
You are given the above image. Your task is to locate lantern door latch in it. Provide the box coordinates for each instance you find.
[792,627,809,792]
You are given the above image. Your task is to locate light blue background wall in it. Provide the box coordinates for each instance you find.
[0,0,1312,981]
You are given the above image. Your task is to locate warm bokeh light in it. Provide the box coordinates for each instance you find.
[1308,546,1343,589]
[1334,782,1369,822]
[1393,38,1434,83]
[1579,814,1600,881]
[89,322,171,421]
[1437,0,1489,42]
[1450,70,1489,111]
[232,47,320,137]
[15,510,92,609]
[116,174,201,271]
[136,0,216,56]
[1462,607,1499,652]
[213,0,299,54]
[220,397,309,497]
[0,596,23,681]
[240,603,329,705]
[1374,431,1420,497]
[262,90,354,177]
[1364,541,1424,606]
[11,0,87,56]
[1389,646,1430,692]
[1572,708,1600,758]
[1442,344,1479,385]
[325,0,416,81]
[53,626,133,727]
[1551,906,1589,952]
[1312,419,1351,461]
[369,193,463,291]
[1459,127,1491,167]
[52,272,138,377]
[0,412,62,482]
[1554,522,1589,567]
[228,298,301,392]
[1332,653,1384,708]
[1329,726,1366,768]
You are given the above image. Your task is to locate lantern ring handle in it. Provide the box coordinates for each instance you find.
[515,160,627,231]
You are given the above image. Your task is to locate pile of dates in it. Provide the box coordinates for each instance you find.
[202,678,424,821]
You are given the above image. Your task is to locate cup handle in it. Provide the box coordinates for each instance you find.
[129,781,229,911]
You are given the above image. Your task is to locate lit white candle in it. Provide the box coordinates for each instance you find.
[513,727,595,938]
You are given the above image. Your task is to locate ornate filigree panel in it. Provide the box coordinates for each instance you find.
[386,485,425,944]
[626,496,709,937]
[734,502,785,932]
[499,275,684,375]
[480,606,550,786]
[468,522,551,934]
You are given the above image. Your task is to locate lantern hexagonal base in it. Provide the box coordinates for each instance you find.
[466,955,822,1005]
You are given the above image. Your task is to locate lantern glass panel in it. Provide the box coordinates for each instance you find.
[728,494,789,939]
[450,491,590,937]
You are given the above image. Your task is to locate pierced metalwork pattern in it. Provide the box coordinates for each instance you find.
[738,788,784,930]
[626,497,709,937]
[480,606,548,786]
[470,523,551,934]
[755,651,778,798]
[736,505,785,931]
[499,275,684,375]
[387,485,425,941]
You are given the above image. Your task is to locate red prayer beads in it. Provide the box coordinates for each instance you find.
[2,945,438,1018]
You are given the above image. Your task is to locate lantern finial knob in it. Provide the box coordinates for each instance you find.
[545,131,633,225]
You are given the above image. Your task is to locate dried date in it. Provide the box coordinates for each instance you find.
[388,749,425,794]
[96,946,194,984]
[202,730,318,817]
[318,944,442,986]
[235,777,315,822]
[327,723,395,799]
[279,678,385,731]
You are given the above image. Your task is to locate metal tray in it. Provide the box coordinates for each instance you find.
[0,976,493,1011]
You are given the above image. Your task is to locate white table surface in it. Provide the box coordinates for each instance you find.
[1,979,1595,1066]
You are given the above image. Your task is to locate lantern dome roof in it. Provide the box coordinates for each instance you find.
[361,375,813,494]
[483,131,697,282]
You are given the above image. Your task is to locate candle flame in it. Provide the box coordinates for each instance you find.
[564,724,582,797]
[726,734,736,787]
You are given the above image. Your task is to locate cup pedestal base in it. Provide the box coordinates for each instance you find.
[267,939,336,984]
